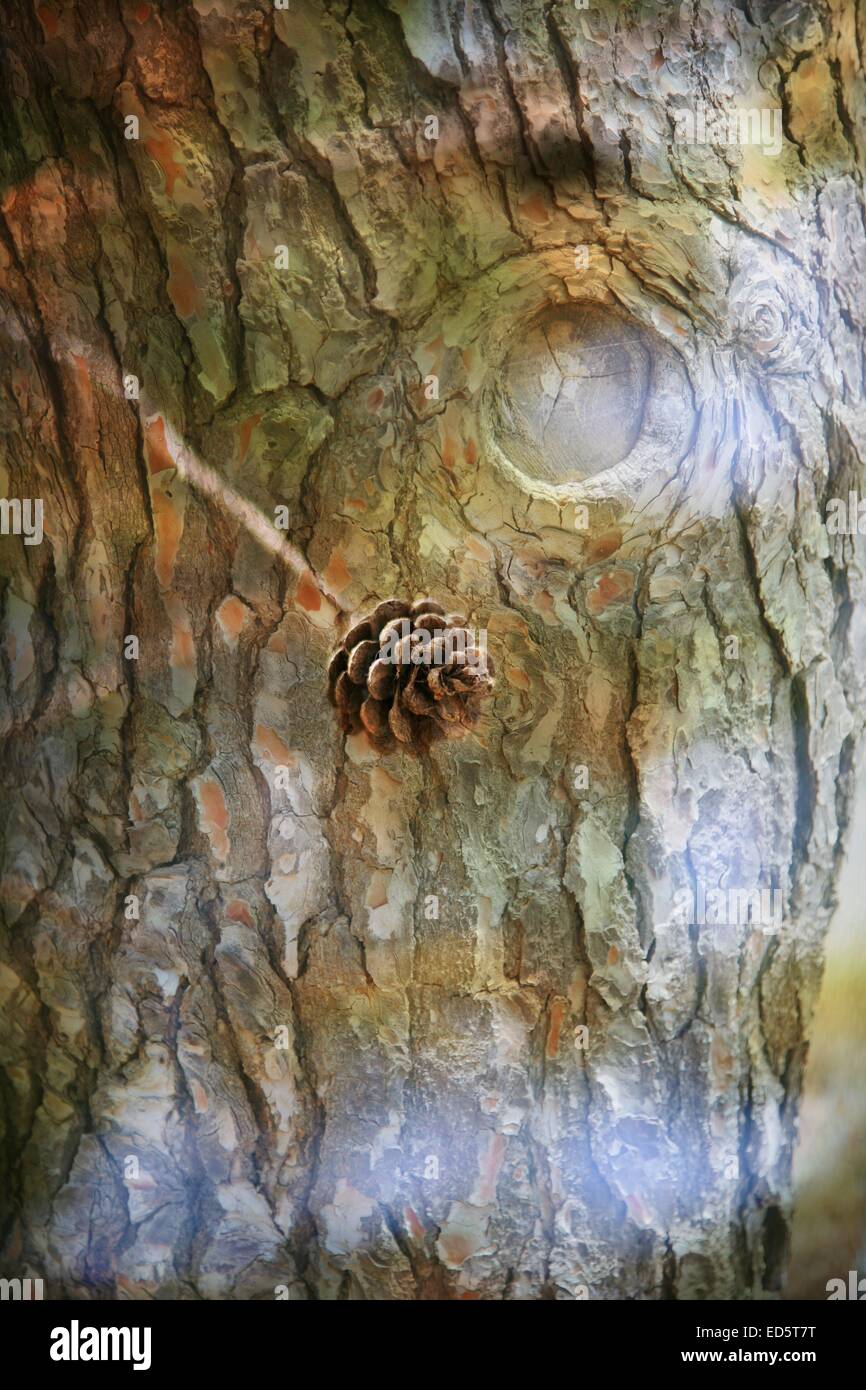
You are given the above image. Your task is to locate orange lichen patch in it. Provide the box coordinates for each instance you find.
[437,1222,486,1268]
[546,998,566,1058]
[254,724,293,765]
[466,535,492,562]
[365,871,391,911]
[237,413,261,465]
[70,354,93,417]
[790,56,828,127]
[441,434,457,470]
[195,777,230,863]
[533,590,555,615]
[36,5,59,38]
[215,595,250,646]
[295,572,322,612]
[216,595,248,637]
[607,944,619,966]
[586,567,634,616]
[345,497,366,511]
[2,168,61,235]
[475,1133,506,1204]
[518,193,551,224]
[190,1079,209,1112]
[588,528,623,563]
[506,664,531,691]
[134,2,151,21]
[151,488,184,589]
[144,132,186,198]
[464,439,478,467]
[170,614,195,673]
[323,549,352,593]
[438,1233,471,1266]
[266,630,287,654]
[166,250,204,319]
[404,1206,425,1241]
[460,1291,483,1300]
[144,416,176,476]
[367,387,385,412]
[226,899,254,929]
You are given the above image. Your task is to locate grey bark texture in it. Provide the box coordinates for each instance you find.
[0,0,865,1300]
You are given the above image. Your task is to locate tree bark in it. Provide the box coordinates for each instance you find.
[1,0,864,1300]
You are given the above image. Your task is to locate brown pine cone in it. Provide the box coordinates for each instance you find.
[327,597,495,753]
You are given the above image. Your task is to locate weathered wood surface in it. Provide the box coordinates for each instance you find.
[1,0,864,1299]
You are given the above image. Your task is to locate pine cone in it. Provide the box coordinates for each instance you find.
[327,597,495,753]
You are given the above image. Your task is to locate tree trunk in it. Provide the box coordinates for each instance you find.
[1,0,864,1301]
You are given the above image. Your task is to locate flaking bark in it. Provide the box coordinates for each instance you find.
[1,0,865,1300]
